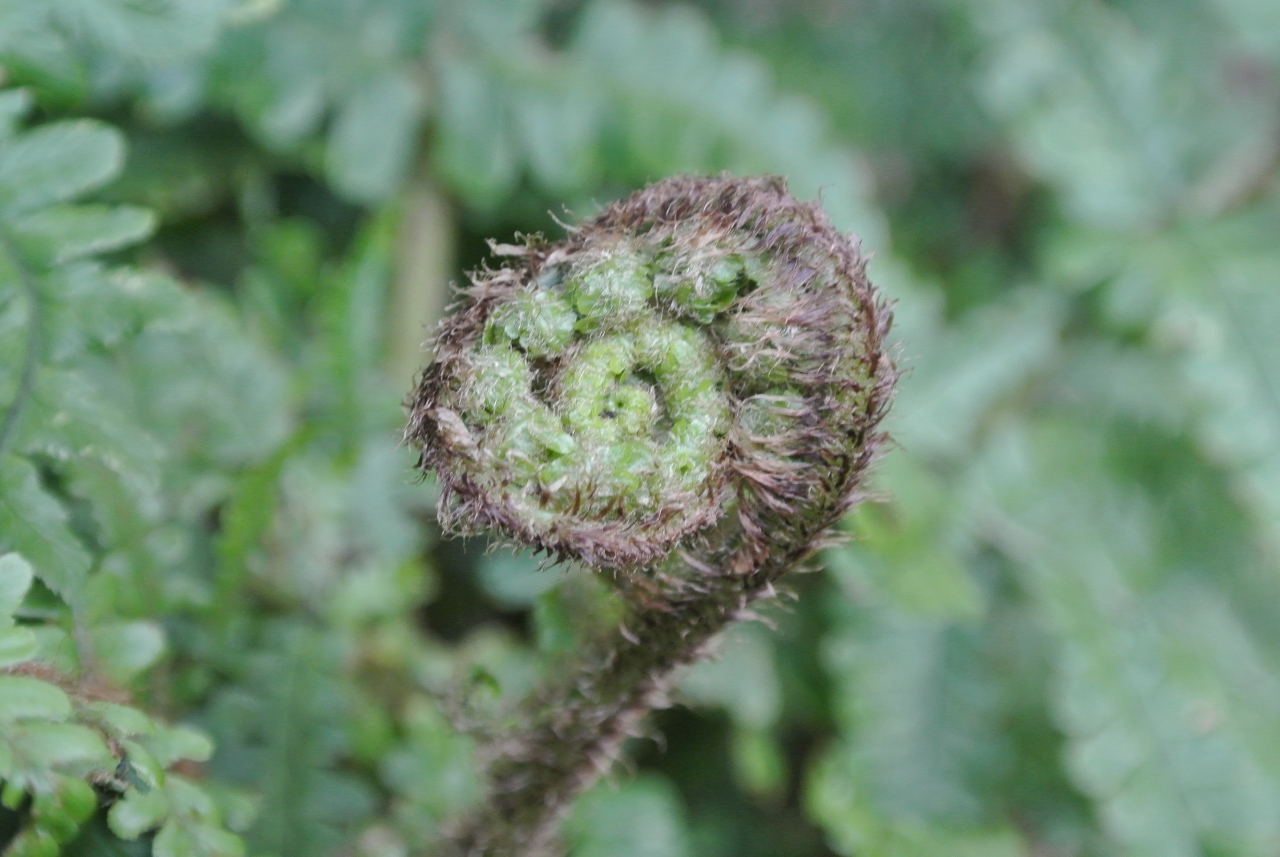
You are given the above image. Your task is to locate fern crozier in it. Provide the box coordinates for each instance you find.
[406,175,896,856]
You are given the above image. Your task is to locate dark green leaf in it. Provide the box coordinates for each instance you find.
[9,204,155,264]
[325,71,424,203]
[0,675,71,722]
[0,121,124,216]
[0,551,34,619]
[0,456,90,603]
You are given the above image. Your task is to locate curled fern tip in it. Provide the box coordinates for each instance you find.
[407,174,895,574]
[406,176,897,855]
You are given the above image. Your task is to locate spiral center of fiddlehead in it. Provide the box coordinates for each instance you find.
[474,244,734,507]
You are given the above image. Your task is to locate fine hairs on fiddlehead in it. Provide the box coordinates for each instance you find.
[406,175,896,856]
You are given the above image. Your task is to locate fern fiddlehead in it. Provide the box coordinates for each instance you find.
[407,175,896,855]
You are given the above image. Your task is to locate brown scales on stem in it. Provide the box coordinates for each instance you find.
[406,175,896,856]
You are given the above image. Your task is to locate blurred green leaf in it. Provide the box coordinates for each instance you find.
[79,701,157,741]
[0,89,33,138]
[1213,0,1280,55]
[9,722,113,771]
[25,0,230,66]
[0,121,123,215]
[19,367,164,513]
[0,626,39,667]
[325,71,424,203]
[0,456,90,603]
[822,606,1005,829]
[89,620,166,683]
[0,676,71,722]
[432,54,519,207]
[143,725,215,767]
[380,696,480,836]
[9,204,155,265]
[0,551,34,618]
[153,822,243,857]
[806,752,1024,857]
[512,82,603,192]
[565,776,691,857]
[206,621,374,857]
[680,623,780,730]
[109,786,170,840]
[475,547,559,609]
[982,421,1280,856]
[888,287,1062,461]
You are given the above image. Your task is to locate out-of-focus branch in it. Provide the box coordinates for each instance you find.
[389,166,456,389]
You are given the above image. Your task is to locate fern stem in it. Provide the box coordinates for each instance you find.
[0,231,41,460]
[443,575,761,855]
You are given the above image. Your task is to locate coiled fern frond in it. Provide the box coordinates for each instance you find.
[406,175,895,855]
[409,175,893,574]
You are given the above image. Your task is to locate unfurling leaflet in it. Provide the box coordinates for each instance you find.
[406,175,896,856]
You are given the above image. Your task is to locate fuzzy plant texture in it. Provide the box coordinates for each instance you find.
[406,175,896,856]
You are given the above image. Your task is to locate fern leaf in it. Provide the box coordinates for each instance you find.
[984,422,1280,856]
[204,621,374,857]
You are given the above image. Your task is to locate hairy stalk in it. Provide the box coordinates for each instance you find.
[406,176,896,855]
[0,230,41,459]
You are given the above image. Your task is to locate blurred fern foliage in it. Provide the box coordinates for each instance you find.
[1,0,1279,855]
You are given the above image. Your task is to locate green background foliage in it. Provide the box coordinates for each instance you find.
[1,0,1279,854]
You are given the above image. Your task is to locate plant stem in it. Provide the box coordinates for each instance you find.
[438,531,826,857]
[440,577,763,855]
[390,171,454,389]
